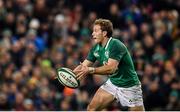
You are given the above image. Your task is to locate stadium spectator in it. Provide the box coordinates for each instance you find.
[0,0,179,111]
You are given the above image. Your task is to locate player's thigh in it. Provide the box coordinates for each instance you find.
[87,88,115,111]
[129,105,145,111]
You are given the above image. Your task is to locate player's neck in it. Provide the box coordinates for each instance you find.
[101,37,109,47]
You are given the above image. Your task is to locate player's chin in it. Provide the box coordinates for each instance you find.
[94,39,100,44]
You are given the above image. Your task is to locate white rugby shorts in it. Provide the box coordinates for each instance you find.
[100,79,144,107]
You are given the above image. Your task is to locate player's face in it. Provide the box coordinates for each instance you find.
[92,25,104,44]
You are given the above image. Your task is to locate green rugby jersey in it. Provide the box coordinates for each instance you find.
[87,37,140,87]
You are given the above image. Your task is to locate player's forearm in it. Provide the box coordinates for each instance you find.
[89,65,117,75]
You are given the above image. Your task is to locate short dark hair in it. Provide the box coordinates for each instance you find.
[94,19,113,37]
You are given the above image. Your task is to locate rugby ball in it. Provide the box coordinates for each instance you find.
[56,67,80,88]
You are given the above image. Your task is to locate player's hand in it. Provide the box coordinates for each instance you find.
[75,64,89,80]
[73,64,82,74]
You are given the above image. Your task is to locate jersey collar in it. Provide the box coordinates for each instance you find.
[105,37,112,50]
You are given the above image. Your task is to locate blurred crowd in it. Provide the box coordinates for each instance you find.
[0,0,180,111]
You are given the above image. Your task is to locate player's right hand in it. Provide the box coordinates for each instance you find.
[73,64,82,74]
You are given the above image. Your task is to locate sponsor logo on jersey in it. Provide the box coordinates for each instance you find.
[94,52,99,58]
[105,51,109,58]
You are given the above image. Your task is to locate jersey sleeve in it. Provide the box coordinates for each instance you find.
[86,46,96,62]
[109,40,127,62]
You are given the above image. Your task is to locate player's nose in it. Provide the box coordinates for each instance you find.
[92,31,95,36]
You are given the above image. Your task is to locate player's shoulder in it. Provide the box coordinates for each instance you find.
[111,38,126,48]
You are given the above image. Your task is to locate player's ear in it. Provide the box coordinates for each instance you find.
[102,31,107,37]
